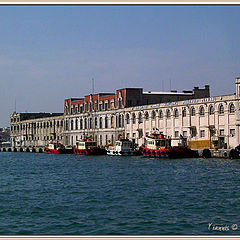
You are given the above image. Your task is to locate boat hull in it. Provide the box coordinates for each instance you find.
[141,146,198,158]
[44,147,73,154]
[73,147,106,155]
[107,149,140,156]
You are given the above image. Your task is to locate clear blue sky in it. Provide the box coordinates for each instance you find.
[1,6,240,126]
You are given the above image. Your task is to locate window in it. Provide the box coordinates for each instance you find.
[230,129,235,137]
[175,131,179,137]
[152,111,156,119]
[138,113,142,123]
[126,114,130,124]
[229,103,235,113]
[85,102,88,112]
[80,119,83,129]
[71,120,74,130]
[219,129,224,136]
[94,117,97,128]
[75,119,78,130]
[159,110,163,118]
[80,105,83,113]
[99,102,103,111]
[166,109,171,118]
[209,105,214,115]
[191,107,196,116]
[183,131,187,137]
[145,111,149,120]
[111,116,114,128]
[200,130,205,138]
[105,117,108,128]
[132,113,136,124]
[99,117,102,129]
[219,104,224,114]
[105,101,109,110]
[199,106,205,116]
[95,101,98,111]
[174,109,179,118]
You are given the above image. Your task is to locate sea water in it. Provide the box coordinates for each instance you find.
[0,152,240,235]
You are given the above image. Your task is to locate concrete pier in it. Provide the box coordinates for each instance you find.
[0,147,44,153]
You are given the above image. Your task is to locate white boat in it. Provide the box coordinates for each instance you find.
[106,139,139,156]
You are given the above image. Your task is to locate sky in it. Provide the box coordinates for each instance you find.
[1,5,240,126]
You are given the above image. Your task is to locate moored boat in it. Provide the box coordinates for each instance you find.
[141,131,198,158]
[73,138,106,155]
[106,139,140,156]
[44,142,73,154]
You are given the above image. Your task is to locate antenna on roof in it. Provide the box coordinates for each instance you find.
[14,98,16,112]
[92,78,95,94]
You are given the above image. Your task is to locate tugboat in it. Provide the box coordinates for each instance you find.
[141,131,198,158]
[44,142,73,154]
[73,138,106,155]
[106,139,140,156]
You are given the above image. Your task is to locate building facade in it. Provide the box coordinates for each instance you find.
[10,78,240,150]
[10,112,64,148]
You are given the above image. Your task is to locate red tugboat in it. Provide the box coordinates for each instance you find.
[141,131,198,158]
[44,142,73,154]
[73,138,106,155]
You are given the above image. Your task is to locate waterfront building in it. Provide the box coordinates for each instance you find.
[63,85,210,147]
[0,127,10,147]
[10,78,240,151]
[10,112,64,148]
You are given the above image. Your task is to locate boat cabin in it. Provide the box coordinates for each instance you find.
[145,134,171,150]
[76,140,97,150]
[115,139,133,151]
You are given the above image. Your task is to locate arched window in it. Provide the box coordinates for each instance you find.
[84,118,87,129]
[174,109,179,118]
[126,114,130,124]
[94,117,98,128]
[75,119,78,130]
[219,104,224,114]
[99,117,103,129]
[132,113,136,124]
[71,120,74,130]
[138,112,142,123]
[209,105,214,115]
[191,107,196,116]
[159,110,163,118]
[182,108,186,117]
[166,109,171,118]
[105,117,108,128]
[119,115,122,127]
[80,119,83,129]
[145,111,149,120]
[151,110,156,119]
[199,106,205,116]
[111,116,114,128]
[229,103,235,113]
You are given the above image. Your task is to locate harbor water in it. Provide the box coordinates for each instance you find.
[0,152,240,235]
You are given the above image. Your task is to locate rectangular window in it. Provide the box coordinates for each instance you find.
[230,129,235,137]
[220,129,224,136]
[175,131,179,138]
[200,130,205,138]
[183,131,187,137]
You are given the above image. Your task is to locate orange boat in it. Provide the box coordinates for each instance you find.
[141,132,198,158]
